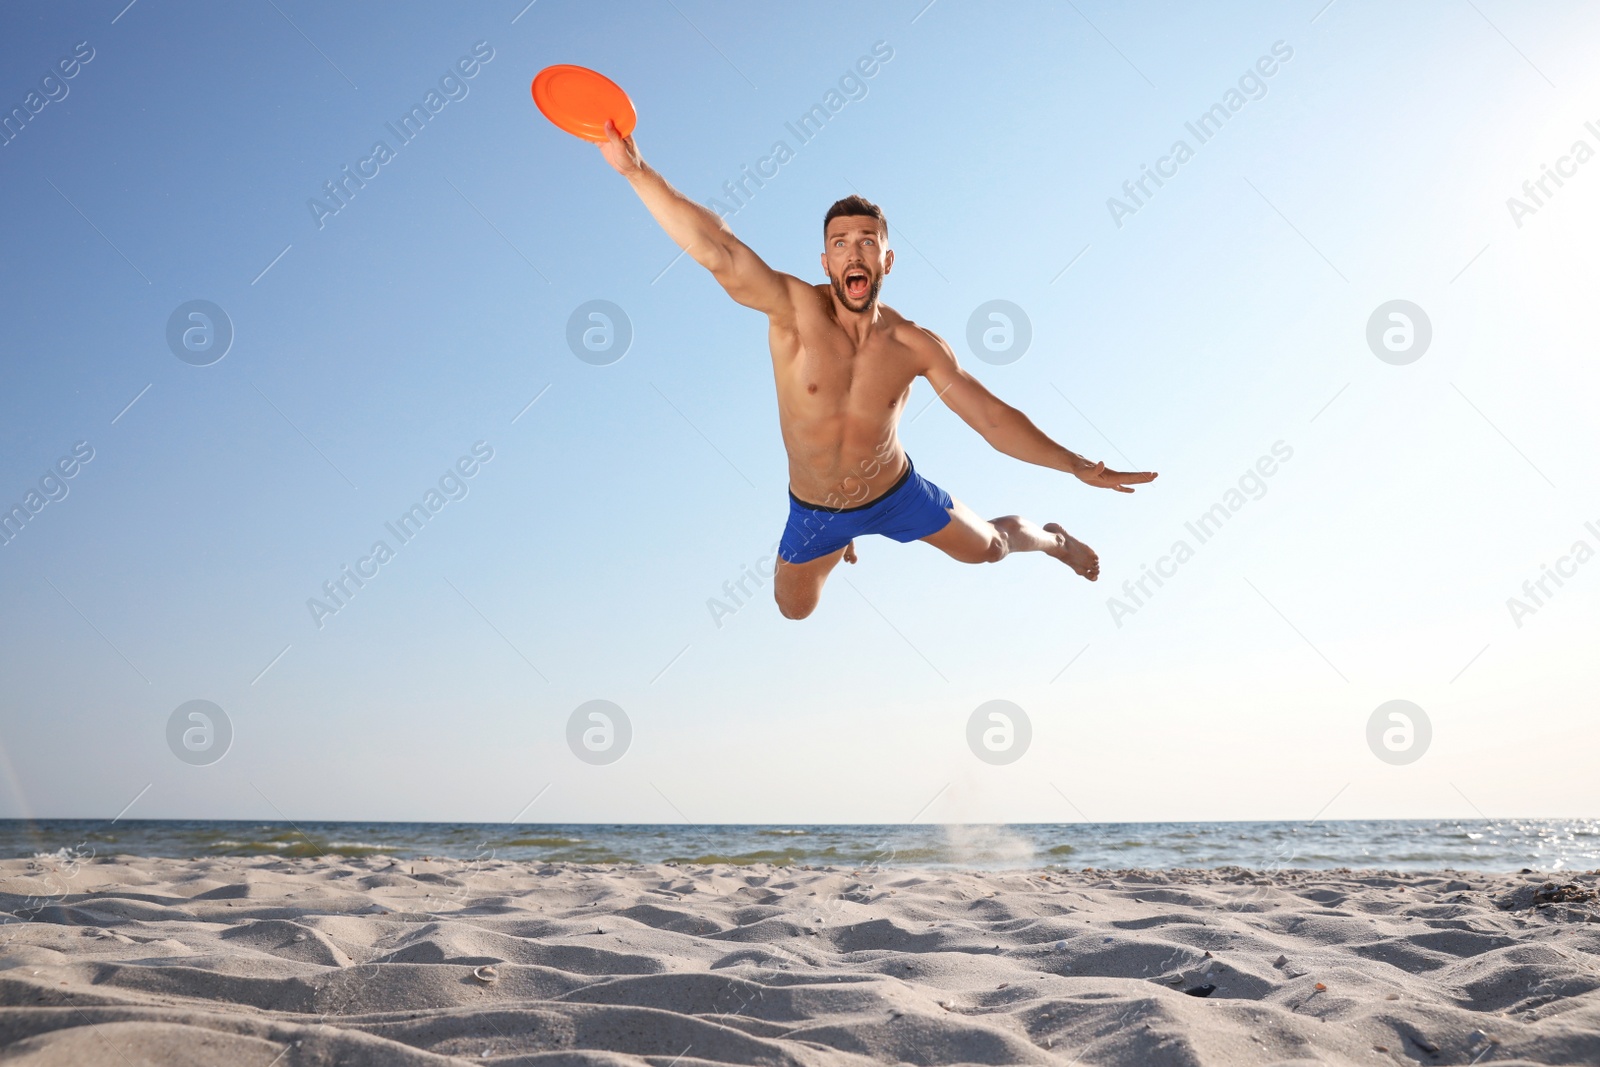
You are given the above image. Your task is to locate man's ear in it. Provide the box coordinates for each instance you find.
[883,248,895,274]
[820,251,829,278]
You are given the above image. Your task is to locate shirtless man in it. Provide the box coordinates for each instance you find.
[599,122,1157,620]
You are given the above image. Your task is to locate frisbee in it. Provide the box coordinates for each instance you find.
[531,64,636,143]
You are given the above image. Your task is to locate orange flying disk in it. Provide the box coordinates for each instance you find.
[531,64,636,143]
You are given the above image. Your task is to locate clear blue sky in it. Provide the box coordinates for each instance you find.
[2,0,1596,828]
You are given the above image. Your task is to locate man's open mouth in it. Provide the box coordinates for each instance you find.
[844,268,870,300]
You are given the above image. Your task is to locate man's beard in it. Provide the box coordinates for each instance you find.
[831,269,882,312]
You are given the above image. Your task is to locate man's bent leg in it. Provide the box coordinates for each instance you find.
[774,541,856,619]
[920,498,1099,580]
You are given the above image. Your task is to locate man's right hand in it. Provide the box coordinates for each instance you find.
[599,120,643,177]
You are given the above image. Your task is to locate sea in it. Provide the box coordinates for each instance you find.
[3,819,1598,872]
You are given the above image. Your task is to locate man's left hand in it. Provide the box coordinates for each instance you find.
[1076,461,1158,493]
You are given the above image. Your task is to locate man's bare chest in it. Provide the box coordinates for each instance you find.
[778,329,916,416]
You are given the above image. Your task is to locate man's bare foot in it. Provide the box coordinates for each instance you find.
[843,540,858,564]
[1043,522,1098,581]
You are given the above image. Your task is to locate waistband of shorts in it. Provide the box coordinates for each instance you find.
[789,456,913,513]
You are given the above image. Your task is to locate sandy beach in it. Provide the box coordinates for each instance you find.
[2,854,1598,1065]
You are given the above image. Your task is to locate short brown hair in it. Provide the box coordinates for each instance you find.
[823,194,886,239]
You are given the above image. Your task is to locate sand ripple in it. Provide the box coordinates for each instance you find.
[2,856,1598,1065]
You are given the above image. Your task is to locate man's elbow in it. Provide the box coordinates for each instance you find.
[970,418,1005,452]
[699,237,746,279]
[709,262,748,293]
[695,246,734,278]
[986,402,1023,434]
[976,405,1025,449]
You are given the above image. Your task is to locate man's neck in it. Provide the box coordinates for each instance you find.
[829,294,882,345]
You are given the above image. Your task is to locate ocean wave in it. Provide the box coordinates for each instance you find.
[7,819,1600,871]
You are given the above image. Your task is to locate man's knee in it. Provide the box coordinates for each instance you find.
[940,534,1004,565]
[773,576,818,619]
[775,591,816,620]
[950,532,1007,564]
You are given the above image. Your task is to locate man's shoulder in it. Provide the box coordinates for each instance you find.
[881,308,949,355]
[781,278,830,311]
[754,276,824,329]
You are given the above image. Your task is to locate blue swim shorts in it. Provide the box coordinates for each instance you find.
[778,456,954,564]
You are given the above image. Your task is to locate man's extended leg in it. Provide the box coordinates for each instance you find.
[920,499,1099,580]
[773,541,857,619]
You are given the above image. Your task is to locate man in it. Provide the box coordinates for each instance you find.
[599,121,1157,620]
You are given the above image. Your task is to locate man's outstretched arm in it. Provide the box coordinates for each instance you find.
[598,122,790,315]
[920,329,1158,493]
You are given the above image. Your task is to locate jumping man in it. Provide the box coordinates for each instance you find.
[599,122,1157,620]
